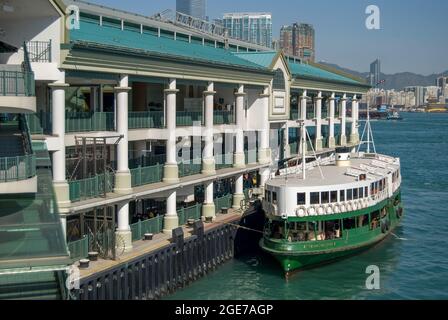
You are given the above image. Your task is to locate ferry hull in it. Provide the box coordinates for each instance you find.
[260,194,404,274]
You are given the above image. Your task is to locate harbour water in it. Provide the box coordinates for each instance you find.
[167,113,448,300]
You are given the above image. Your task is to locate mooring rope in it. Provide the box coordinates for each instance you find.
[390,232,409,241]
[213,221,265,235]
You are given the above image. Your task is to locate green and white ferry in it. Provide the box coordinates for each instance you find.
[260,121,404,275]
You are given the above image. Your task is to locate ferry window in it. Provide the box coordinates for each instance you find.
[365,187,369,197]
[347,189,353,201]
[359,187,364,198]
[353,188,359,200]
[297,193,306,205]
[321,192,330,204]
[361,214,370,227]
[343,218,357,230]
[330,191,338,203]
[267,191,271,202]
[272,192,278,204]
[310,192,320,205]
[340,190,345,202]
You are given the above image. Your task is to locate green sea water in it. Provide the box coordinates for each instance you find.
[167,112,448,300]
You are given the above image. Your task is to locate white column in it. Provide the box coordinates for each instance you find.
[232,174,244,210]
[50,81,70,216]
[258,86,271,164]
[163,190,179,234]
[300,90,308,154]
[329,92,336,148]
[114,75,132,194]
[315,91,323,150]
[202,81,216,175]
[340,94,347,146]
[350,95,360,144]
[116,201,132,252]
[283,123,290,159]
[202,181,216,220]
[234,84,246,168]
[163,79,180,183]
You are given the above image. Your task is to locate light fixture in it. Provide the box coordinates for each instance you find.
[2,1,14,13]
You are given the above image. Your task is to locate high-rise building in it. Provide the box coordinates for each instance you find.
[405,86,426,107]
[370,59,381,88]
[176,0,207,20]
[436,76,448,103]
[279,23,315,62]
[223,13,273,48]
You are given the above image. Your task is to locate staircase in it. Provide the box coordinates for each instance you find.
[0,271,64,300]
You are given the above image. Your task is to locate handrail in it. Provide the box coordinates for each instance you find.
[0,154,36,182]
[25,41,52,63]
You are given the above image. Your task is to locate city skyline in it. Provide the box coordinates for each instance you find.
[85,0,446,75]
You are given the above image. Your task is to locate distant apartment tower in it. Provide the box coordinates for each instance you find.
[223,13,273,48]
[280,23,315,62]
[405,86,425,107]
[176,0,207,20]
[436,76,448,103]
[370,59,381,88]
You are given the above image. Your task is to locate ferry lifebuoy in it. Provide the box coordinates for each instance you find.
[346,202,353,212]
[307,206,316,216]
[296,207,307,218]
[351,201,358,211]
[318,206,325,215]
[326,205,333,215]
[333,204,341,214]
[340,203,347,213]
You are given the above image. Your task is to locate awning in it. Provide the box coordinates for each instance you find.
[0,41,18,53]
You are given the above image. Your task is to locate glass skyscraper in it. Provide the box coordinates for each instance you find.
[223,13,273,48]
[176,0,207,21]
[370,59,381,88]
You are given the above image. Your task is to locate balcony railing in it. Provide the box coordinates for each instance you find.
[176,111,203,126]
[128,111,165,129]
[179,158,202,177]
[0,71,35,96]
[214,110,235,125]
[130,164,164,187]
[26,41,52,63]
[214,194,233,214]
[0,154,36,182]
[178,203,202,225]
[215,153,233,170]
[68,236,89,261]
[26,112,52,134]
[69,172,115,202]
[290,109,299,120]
[130,215,164,242]
[245,149,258,164]
[66,112,115,133]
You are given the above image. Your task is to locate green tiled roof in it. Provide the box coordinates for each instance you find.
[235,50,364,85]
[70,19,268,71]
[288,61,361,84]
[233,52,278,68]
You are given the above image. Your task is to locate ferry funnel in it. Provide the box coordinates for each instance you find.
[335,147,351,167]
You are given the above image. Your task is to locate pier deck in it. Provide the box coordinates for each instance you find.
[76,210,243,280]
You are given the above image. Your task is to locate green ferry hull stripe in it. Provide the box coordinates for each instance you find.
[260,190,404,273]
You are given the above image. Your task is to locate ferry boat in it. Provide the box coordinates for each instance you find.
[387,111,403,121]
[260,121,404,275]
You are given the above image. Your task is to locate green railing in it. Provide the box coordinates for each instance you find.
[0,154,36,182]
[322,110,329,119]
[66,112,115,133]
[178,203,202,226]
[214,111,235,125]
[130,164,164,187]
[130,215,164,242]
[214,194,233,214]
[0,71,35,96]
[215,153,233,170]
[69,172,115,202]
[26,41,52,63]
[25,112,51,134]
[67,236,89,261]
[179,158,202,177]
[128,111,165,129]
[245,149,258,164]
[290,109,299,120]
[176,111,203,126]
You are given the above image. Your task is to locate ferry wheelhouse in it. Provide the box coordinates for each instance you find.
[260,147,404,274]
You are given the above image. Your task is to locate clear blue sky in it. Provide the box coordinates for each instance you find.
[87,0,447,75]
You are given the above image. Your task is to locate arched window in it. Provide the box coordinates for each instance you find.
[273,69,285,90]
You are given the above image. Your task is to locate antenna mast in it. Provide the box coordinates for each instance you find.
[357,94,377,154]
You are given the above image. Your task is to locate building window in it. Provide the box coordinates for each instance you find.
[297,193,306,205]
[310,192,320,205]
[273,69,285,90]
